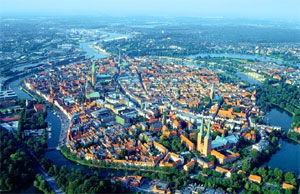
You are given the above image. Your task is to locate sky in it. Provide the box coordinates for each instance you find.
[1,0,300,21]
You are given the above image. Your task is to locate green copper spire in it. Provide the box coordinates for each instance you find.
[222,131,225,139]
[118,48,121,67]
[199,117,204,136]
[85,77,89,89]
[162,113,166,120]
[92,62,95,74]
[205,120,211,139]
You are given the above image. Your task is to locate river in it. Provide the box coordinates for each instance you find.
[9,78,33,100]
[79,31,129,60]
[187,53,285,64]
[263,107,300,175]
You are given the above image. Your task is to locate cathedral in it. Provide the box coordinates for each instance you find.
[197,118,212,156]
[197,118,239,158]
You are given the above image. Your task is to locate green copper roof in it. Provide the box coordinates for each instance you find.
[86,92,100,99]
[210,83,214,95]
[85,78,89,89]
[121,62,128,66]
[205,120,211,139]
[199,117,204,136]
[92,62,95,74]
[118,50,121,66]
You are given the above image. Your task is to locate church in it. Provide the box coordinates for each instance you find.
[197,118,239,156]
[197,118,212,156]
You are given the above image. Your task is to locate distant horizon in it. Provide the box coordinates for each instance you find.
[1,0,299,22]
[0,13,299,26]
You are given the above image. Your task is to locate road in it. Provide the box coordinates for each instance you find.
[212,99,223,120]
[35,165,64,194]
[135,67,149,96]
[57,110,70,147]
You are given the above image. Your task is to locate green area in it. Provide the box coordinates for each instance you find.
[18,109,47,130]
[40,157,128,194]
[0,129,36,191]
[256,79,300,129]
[282,131,300,144]
[0,107,23,113]
[34,174,54,194]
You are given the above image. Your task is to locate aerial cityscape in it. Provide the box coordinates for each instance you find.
[0,0,300,194]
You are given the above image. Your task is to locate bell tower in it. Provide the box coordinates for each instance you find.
[91,62,96,87]
[203,120,212,156]
[197,118,205,152]
[210,83,215,101]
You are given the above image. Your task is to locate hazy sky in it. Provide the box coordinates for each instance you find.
[1,0,299,21]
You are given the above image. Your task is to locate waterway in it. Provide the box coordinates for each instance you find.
[79,31,129,60]
[187,53,284,64]
[188,53,300,69]
[9,78,33,100]
[262,107,300,175]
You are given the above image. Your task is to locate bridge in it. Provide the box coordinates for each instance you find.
[255,124,282,131]
[46,146,60,151]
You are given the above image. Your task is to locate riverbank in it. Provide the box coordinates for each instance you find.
[60,146,171,175]
[21,85,43,102]
[90,44,111,56]
[270,103,295,117]
[281,131,300,144]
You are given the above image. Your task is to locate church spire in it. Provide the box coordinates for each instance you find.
[210,83,214,100]
[205,120,211,139]
[92,62,95,74]
[91,62,96,86]
[199,117,204,136]
[118,47,121,68]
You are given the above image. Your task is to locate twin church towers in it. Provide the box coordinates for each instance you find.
[197,118,212,156]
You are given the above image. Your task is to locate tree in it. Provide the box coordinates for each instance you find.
[206,155,216,163]
[250,149,260,164]
[242,159,251,172]
[284,172,296,185]
[119,149,126,159]
[233,163,238,170]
